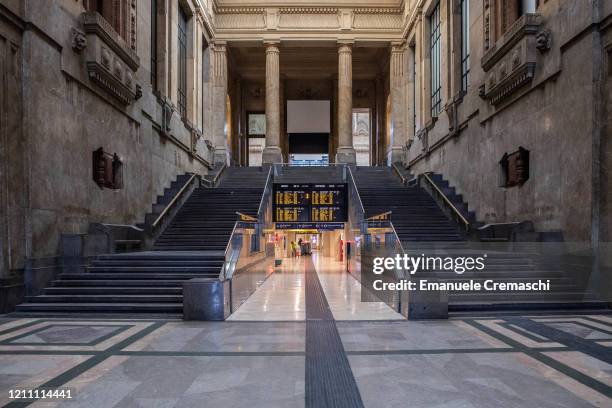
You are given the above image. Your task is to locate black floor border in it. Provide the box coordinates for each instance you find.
[506,317,612,365]
[464,319,612,398]
[3,321,166,408]
[0,320,43,337]
[304,257,365,408]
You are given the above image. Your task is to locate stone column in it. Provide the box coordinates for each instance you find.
[262,41,283,165]
[388,41,407,164]
[335,41,356,165]
[212,41,228,165]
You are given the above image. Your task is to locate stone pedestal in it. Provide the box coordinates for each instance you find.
[403,284,448,319]
[262,146,282,164]
[335,42,356,165]
[183,278,230,321]
[262,41,283,164]
[336,147,357,165]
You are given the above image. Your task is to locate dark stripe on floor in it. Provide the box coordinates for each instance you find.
[304,257,364,408]
[4,322,166,408]
[464,319,612,398]
[506,316,612,364]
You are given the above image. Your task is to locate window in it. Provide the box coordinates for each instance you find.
[247,113,266,167]
[519,0,537,15]
[177,6,188,117]
[429,2,442,117]
[84,0,124,39]
[352,109,371,166]
[495,0,538,39]
[461,0,470,92]
[151,0,157,89]
[202,37,208,129]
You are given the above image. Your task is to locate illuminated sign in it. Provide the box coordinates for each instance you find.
[273,183,347,225]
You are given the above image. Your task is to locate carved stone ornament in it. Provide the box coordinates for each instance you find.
[535,29,552,53]
[191,129,203,154]
[134,84,142,100]
[416,128,429,153]
[162,98,173,135]
[481,14,542,105]
[71,27,87,52]
[81,12,140,105]
[446,98,459,137]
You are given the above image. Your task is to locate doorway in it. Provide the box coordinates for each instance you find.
[352,108,371,166]
[287,100,331,165]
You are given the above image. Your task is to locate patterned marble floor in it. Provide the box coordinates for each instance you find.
[228,254,402,321]
[0,313,610,407]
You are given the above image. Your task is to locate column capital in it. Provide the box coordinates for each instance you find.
[212,40,227,50]
[264,41,280,54]
[337,40,354,53]
[391,40,407,53]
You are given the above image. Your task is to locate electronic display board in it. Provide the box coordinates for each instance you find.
[273,183,347,227]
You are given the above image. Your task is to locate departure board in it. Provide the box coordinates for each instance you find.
[273,183,348,226]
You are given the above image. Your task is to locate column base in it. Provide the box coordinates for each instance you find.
[387,146,405,166]
[262,146,283,165]
[335,147,356,165]
[214,147,228,166]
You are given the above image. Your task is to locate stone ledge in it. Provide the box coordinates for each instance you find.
[82,12,139,70]
[481,13,542,72]
[81,12,139,105]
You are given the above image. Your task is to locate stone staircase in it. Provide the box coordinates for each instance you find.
[353,166,605,311]
[13,167,268,316]
[354,167,465,242]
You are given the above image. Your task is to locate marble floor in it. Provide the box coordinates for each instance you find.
[229,253,402,321]
[312,254,404,321]
[0,314,610,407]
[227,255,306,321]
[1,256,610,406]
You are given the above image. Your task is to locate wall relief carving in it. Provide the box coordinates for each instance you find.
[81,12,140,105]
[214,6,403,32]
[481,14,542,105]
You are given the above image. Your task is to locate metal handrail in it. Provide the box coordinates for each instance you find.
[392,162,407,185]
[212,163,227,186]
[366,211,392,221]
[152,173,198,228]
[236,212,257,222]
[346,165,365,215]
[222,221,240,279]
[257,166,273,219]
[421,172,470,228]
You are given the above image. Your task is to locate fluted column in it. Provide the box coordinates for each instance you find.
[262,41,283,165]
[212,41,228,165]
[335,41,356,165]
[388,41,407,165]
